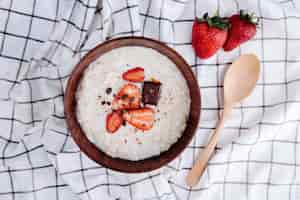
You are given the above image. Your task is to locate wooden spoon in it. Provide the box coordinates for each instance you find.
[186,54,260,187]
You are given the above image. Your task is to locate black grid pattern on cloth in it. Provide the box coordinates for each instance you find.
[0,0,95,200]
[0,0,300,200]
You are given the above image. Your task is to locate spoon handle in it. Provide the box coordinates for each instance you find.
[186,108,231,187]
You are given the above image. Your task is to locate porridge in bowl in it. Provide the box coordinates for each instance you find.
[76,46,191,161]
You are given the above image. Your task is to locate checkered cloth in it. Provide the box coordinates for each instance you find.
[0,0,300,199]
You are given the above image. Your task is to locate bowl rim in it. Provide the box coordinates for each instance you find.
[64,36,201,173]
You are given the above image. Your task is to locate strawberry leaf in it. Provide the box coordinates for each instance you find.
[239,10,259,25]
[197,12,230,30]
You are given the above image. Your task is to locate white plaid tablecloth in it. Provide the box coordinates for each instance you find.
[0,0,300,199]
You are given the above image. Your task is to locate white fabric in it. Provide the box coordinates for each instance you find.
[0,0,300,199]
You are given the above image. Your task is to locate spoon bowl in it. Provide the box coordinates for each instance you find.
[224,54,260,106]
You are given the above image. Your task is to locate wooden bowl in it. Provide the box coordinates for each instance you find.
[64,37,201,173]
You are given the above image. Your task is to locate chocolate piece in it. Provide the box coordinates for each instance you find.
[142,81,161,105]
[105,87,112,94]
[101,101,106,105]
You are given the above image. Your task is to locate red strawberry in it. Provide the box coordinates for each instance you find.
[122,67,144,82]
[123,108,155,131]
[192,13,229,59]
[106,111,123,133]
[112,83,142,110]
[223,10,258,51]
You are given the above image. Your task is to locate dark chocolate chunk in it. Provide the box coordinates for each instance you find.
[142,81,161,105]
[105,88,112,94]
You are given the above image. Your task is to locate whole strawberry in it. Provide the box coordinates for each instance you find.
[192,13,229,59]
[223,10,259,51]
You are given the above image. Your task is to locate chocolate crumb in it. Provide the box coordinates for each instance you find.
[121,94,128,100]
[129,97,135,102]
[98,96,101,99]
[135,137,142,144]
[107,101,111,106]
[113,94,116,97]
[137,139,143,144]
[122,121,126,126]
[101,101,106,105]
[105,88,112,95]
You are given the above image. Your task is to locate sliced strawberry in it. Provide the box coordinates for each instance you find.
[123,107,155,131]
[106,111,123,133]
[112,83,142,110]
[122,67,144,82]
